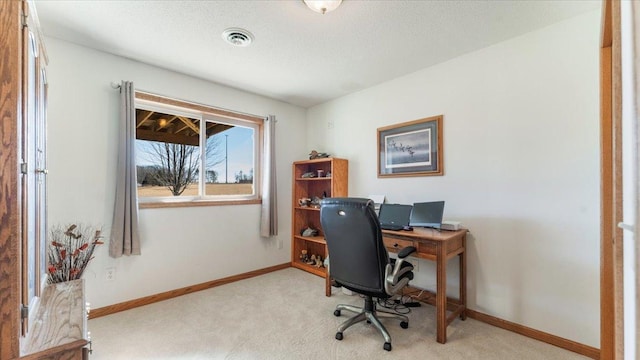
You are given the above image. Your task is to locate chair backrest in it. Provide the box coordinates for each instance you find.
[320,197,390,298]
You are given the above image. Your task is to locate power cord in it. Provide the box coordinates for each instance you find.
[401,288,429,307]
[377,297,411,314]
[354,292,423,314]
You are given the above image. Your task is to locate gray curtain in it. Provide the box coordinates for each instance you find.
[109,81,141,257]
[260,115,278,237]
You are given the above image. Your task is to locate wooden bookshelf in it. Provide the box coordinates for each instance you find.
[291,158,348,296]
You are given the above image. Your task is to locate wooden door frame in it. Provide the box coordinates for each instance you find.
[600,0,624,359]
[0,1,23,359]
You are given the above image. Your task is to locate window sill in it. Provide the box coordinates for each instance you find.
[139,198,262,209]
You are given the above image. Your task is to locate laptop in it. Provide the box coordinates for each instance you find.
[409,201,445,229]
[378,203,413,231]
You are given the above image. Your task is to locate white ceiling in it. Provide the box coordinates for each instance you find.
[34,0,600,108]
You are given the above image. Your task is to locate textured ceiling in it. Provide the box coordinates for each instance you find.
[34,0,600,108]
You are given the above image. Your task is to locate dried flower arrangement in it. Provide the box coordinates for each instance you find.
[47,224,104,284]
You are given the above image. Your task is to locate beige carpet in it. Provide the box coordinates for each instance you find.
[88,268,589,359]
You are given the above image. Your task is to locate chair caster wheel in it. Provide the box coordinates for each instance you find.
[336,332,343,341]
[400,321,409,329]
[334,310,341,317]
[384,342,392,351]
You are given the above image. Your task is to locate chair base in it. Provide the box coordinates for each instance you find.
[333,296,409,351]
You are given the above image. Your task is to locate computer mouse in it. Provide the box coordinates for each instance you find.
[402,226,413,231]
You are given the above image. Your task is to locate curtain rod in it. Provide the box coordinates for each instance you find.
[110,81,121,89]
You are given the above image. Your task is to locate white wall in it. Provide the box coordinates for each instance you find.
[45,37,307,309]
[306,11,601,347]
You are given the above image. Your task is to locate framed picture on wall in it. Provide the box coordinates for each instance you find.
[377,115,443,177]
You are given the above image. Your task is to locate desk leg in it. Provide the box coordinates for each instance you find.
[325,273,331,297]
[460,234,467,320]
[436,242,447,344]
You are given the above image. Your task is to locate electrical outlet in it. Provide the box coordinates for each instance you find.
[327,121,334,129]
[105,267,116,281]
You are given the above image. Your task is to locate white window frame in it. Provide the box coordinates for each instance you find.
[134,93,263,208]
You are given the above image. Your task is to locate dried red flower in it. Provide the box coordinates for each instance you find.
[47,224,104,284]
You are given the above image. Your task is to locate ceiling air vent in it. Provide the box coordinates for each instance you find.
[222,28,254,47]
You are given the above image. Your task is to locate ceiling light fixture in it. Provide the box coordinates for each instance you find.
[222,28,254,47]
[303,0,342,15]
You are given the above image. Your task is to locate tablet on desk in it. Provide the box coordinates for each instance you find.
[409,201,445,229]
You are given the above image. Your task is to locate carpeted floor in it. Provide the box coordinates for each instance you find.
[88,268,589,359]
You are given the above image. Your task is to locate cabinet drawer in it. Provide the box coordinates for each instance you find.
[383,237,415,252]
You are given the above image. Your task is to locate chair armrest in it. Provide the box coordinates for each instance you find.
[385,246,416,295]
[390,254,413,279]
[397,246,416,259]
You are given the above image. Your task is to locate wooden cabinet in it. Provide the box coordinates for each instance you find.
[0,1,89,359]
[291,158,348,296]
[20,280,89,360]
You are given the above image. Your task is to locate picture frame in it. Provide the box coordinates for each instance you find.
[377,115,443,177]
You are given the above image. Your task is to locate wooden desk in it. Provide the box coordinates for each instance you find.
[382,228,467,344]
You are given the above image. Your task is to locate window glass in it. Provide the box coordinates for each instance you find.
[204,119,256,197]
[26,33,37,306]
[37,67,48,294]
[136,109,201,198]
[134,100,261,202]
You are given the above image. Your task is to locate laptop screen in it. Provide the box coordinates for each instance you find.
[378,203,413,227]
[409,201,445,228]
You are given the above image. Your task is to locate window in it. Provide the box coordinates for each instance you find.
[134,93,262,206]
[20,14,48,334]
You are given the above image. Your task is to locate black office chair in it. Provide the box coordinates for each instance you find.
[320,197,416,351]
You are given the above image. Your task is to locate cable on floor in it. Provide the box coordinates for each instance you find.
[376,297,411,314]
